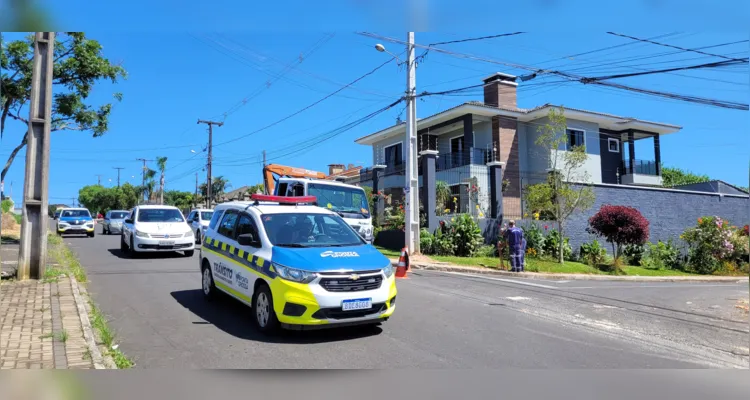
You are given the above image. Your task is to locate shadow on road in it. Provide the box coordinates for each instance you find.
[171,289,383,344]
[107,248,193,260]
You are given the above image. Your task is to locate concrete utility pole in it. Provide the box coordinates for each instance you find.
[113,167,124,187]
[17,32,55,280]
[95,174,103,186]
[197,119,223,208]
[194,172,198,209]
[136,158,152,204]
[404,32,420,254]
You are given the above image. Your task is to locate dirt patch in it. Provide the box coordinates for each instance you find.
[2,212,18,231]
[410,254,436,264]
[736,298,749,314]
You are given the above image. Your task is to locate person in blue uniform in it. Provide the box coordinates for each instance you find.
[503,220,526,272]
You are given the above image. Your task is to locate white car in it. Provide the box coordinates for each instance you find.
[187,208,214,244]
[199,194,396,334]
[120,205,195,257]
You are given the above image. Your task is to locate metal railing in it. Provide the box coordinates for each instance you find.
[622,159,659,176]
[435,148,489,171]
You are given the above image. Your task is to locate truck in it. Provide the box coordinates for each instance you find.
[262,164,374,243]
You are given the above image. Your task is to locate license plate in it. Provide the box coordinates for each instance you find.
[158,241,175,246]
[341,298,372,311]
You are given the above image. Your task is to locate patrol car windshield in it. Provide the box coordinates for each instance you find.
[137,209,185,223]
[307,183,370,218]
[110,211,129,219]
[261,213,364,247]
[201,211,213,221]
[61,210,91,218]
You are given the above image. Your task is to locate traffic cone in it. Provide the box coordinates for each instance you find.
[395,247,409,279]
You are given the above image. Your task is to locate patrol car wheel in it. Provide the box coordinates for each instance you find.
[201,261,216,301]
[252,285,279,334]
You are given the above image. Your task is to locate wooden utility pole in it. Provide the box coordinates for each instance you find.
[113,167,124,187]
[17,32,55,280]
[197,119,223,208]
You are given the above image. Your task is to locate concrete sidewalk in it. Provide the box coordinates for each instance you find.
[390,258,749,283]
[1,238,110,369]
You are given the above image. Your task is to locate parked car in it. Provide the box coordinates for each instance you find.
[186,208,214,244]
[53,209,62,220]
[120,205,195,257]
[102,210,130,235]
[56,208,96,237]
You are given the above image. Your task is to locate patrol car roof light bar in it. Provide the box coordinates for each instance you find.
[250,194,318,206]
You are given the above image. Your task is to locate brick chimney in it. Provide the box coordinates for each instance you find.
[483,72,518,108]
[328,164,344,176]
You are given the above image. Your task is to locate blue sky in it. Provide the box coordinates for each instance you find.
[2,2,748,204]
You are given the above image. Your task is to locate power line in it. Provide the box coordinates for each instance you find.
[606,32,748,62]
[428,32,526,47]
[579,58,748,83]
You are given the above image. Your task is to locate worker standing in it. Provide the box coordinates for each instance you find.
[503,220,526,272]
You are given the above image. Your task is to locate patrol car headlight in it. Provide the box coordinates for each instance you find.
[272,262,317,284]
[135,230,150,238]
[382,263,394,278]
[59,222,69,227]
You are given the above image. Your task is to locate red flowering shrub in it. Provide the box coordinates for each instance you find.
[587,205,650,258]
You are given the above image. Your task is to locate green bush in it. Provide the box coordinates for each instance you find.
[543,229,572,260]
[475,244,497,258]
[1,199,12,214]
[641,240,682,270]
[579,240,607,267]
[450,214,484,257]
[623,244,645,266]
[521,223,546,257]
[420,228,436,255]
[434,225,455,256]
[681,216,735,274]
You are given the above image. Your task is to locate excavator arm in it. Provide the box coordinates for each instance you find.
[262,164,328,195]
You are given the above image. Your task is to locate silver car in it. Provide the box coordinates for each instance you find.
[102,210,131,235]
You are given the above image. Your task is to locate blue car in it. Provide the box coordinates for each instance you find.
[56,208,96,237]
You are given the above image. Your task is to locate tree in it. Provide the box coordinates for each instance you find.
[77,183,139,215]
[156,156,167,205]
[661,166,710,187]
[524,107,595,263]
[436,180,451,215]
[1,32,126,184]
[164,190,194,212]
[587,205,650,259]
[143,169,157,202]
[0,1,53,31]
[246,183,264,196]
[199,176,231,205]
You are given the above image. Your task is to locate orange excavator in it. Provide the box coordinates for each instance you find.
[262,164,329,195]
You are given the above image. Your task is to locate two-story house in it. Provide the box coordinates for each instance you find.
[354,72,682,217]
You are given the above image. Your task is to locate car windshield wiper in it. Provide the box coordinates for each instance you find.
[274,243,307,248]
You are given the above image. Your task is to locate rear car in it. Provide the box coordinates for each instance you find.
[187,208,214,244]
[56,208,96,237]
[199,194,396,334]
[102,210,130,235]
[120,205,195,257]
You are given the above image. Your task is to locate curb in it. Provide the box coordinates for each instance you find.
[390,259,749,283]
[69,276,117,369]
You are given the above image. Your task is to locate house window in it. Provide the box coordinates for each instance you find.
[449,184,463,213]
[384,143,403,167]
[567,129,585,149]
[450,136,465,153]
[607,138,620,153]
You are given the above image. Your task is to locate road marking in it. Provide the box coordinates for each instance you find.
[433,271,560,289]
[564,284,744,290]
[506,296,531,301]
[592,304,618,309]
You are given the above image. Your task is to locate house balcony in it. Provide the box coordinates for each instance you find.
[620,159,662,186]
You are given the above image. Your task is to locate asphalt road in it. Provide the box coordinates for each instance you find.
[59,224,749,369]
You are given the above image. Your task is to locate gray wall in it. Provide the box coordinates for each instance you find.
[565,184,749,254]
[672,181,748,196]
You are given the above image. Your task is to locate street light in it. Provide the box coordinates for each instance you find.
[374,33,419,255]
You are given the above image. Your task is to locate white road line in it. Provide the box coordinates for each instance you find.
[432,271,561,289]
[506,296,531,301]
[564,284,745,289]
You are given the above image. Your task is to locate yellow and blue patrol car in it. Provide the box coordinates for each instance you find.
[199,194,397,333]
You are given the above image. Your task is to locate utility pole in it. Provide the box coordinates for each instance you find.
[404,32,420,254]
[194,172,198,209]
[113,167,124,187]
[95,174,103,186]
[18,32,55,280]
[197,119,223,208]
[136,158,152,204]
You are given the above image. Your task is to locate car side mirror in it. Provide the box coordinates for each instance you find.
[237,233,260,247]
[124,218,133,224]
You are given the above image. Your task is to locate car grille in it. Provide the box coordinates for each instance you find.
[70,220,84,225]
[149,233,183,239]
[312,303,386,320]
[319,274,383,292]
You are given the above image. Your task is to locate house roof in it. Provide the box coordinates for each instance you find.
[355,101,682,146]
[669,180,749,194]
[330,165,362,178]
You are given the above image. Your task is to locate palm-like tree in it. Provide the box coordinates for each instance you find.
[199,176,231,206]
[144,169,157,203]
[156,156,167,205]
[436,180,451,215]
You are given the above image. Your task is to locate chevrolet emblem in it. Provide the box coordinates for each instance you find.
[349,274,360,280]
